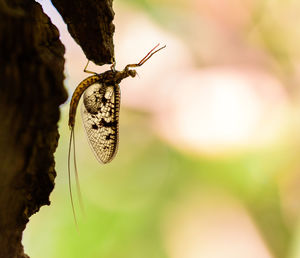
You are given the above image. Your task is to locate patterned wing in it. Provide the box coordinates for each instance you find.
[81,82,120,164]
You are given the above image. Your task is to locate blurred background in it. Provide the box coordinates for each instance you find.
[23,0,300,257]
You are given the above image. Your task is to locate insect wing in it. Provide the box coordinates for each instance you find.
[81,82,120,164]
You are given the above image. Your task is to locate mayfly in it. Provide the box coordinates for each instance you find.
[68,44,166,224]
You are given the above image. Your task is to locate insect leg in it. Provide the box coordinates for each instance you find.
[110,56,116,71]
[83,60,97,75]
[125,44,166,70]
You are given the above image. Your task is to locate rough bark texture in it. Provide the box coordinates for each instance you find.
[0,0,114,257]
[0,1,66,257]
[51,0,115,65]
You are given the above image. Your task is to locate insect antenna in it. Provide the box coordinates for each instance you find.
[68,127,79,230]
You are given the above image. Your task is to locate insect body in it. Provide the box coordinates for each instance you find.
[69,70,127,163]
[67,44,165,224]
[68,44,165,164]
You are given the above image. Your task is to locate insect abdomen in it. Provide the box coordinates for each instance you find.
[68,75,100,128]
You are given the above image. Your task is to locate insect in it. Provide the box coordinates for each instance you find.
[68,44,166,224]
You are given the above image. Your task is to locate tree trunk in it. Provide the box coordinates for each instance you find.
[0,0,114,257]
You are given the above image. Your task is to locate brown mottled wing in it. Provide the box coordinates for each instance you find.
[81,82,120,164]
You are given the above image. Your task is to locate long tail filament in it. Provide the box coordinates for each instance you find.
[68,127,78,230]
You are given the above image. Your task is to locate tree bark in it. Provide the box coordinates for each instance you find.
[0,0,114,257]
[51,0,115,65]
